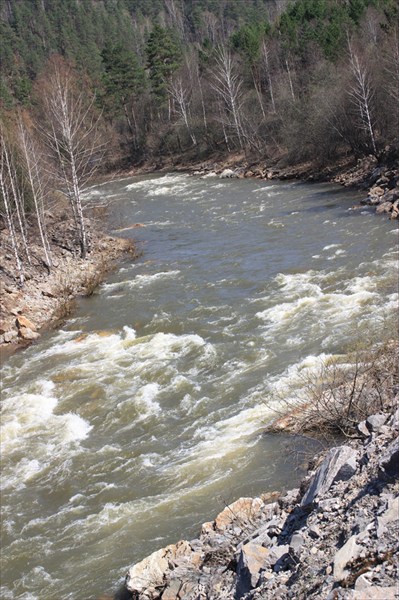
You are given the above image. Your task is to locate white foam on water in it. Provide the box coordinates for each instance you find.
[323,243,341,250]
[125,173,189,191]
[1,380,92,489]
[117,383,161,424]
[252,185,277,193]
[268,353,335,400]
[201,172,217,178]
[130,270,181,287]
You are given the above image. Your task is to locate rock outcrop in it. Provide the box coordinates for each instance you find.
[123,405,399,599]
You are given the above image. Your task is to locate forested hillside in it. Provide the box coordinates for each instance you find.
[0,0,398,281]
[1,0,398,163]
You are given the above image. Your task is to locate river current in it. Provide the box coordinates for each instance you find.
[1,173,398,599]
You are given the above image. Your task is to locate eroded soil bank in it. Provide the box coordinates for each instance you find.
[0,209,138,356]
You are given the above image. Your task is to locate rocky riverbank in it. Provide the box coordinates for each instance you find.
[163,147,399,220]
[0,211,137,356]
[122,404,399,600]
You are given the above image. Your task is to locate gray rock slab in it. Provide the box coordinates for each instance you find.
[366,413,388,432]
[379,437,399,478]
[301,446,358,506]
[376,496,399,537]
[333,534,362,582]
[236,542,270,595]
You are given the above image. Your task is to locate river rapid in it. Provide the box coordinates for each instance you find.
[1,173,398,599]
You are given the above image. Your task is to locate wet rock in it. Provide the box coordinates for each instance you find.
[301,446,358,506]
[220,168,239,178]
[375,201,393,214]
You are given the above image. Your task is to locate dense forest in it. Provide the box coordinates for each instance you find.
[0,0,398,277]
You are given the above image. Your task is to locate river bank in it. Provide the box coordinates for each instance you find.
[122,401,399,600]
[0,210,137,356]
[127,147,399,220]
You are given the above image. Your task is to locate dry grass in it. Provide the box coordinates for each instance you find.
[265,336,399,441]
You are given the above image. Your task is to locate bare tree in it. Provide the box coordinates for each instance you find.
[211,46,245,149]
[38,57,103,258]
[383,28,399,133]
[348,40,377,155]
[17,115,52,270]
[168,76,197,146]
[262,41,276,113]
[0,131,25,285]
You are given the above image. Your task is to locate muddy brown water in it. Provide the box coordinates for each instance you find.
[1,173,398,599]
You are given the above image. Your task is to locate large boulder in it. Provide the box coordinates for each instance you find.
[379,437,399,478]
[16,315,37,331]
[236,542,270,592]
[220,168,239,179]
[125,540,201,597]
[301,446,358,506]
[333,534,362,582]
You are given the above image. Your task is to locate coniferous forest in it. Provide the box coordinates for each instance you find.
[0,0,398,274]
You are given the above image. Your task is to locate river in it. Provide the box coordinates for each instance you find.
[1,173,398,599]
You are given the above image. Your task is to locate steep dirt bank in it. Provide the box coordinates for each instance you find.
[0,209,138,357]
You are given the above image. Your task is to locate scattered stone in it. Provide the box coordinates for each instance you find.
[42,288,56,298]
[366,413,388,433]
[289,533,304,551]
[376,496,399,536]
[352,586,398,599]
[3,330,17,343]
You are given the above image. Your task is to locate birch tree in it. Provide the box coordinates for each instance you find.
[262,41,276,112]
[0,130,25,285]
[38,57,103,259]
[17,115,52,270]
[348,41,377,155]
[168,76,197,146]
[210,46,245,149]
